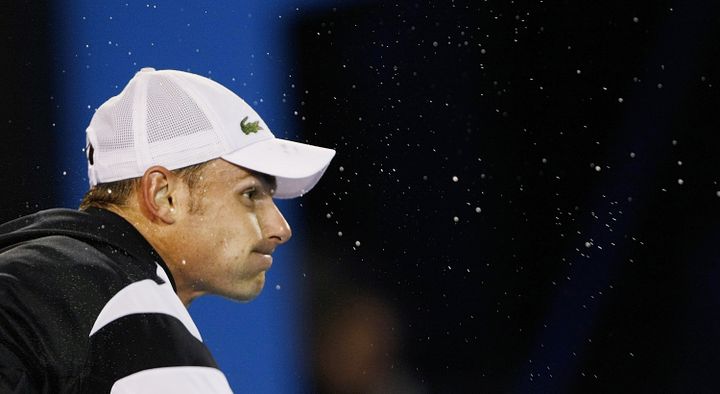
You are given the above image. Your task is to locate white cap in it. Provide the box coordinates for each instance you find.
[86,67,335,198]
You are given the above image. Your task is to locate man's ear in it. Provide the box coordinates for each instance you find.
[139,166,177,224]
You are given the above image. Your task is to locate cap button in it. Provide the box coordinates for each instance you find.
[139,67,156,72]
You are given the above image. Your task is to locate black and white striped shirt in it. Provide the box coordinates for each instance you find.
[0,208,233,392]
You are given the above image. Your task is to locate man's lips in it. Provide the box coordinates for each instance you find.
[253,242,276,256]
[253,242,276,268]
[253,251,274,268]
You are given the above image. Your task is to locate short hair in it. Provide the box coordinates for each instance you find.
[79,161,211,211]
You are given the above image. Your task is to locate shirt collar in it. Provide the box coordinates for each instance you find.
[83,207,177,292]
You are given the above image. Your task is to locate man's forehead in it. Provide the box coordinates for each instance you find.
[210,159,277,191]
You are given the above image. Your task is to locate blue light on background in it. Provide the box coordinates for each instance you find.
[50,1,338,392]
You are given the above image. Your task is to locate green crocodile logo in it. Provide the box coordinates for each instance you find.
[240,116,263,135]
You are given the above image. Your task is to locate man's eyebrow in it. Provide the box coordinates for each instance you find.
[254,172,278,195]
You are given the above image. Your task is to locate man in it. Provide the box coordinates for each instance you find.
[0,68,335,392]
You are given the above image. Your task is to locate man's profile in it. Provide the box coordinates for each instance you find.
[0,67,335,392]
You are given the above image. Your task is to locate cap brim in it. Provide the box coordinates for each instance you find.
[221,138,336,199]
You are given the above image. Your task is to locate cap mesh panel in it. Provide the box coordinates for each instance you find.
[97,84,135,150]
[146,76,213,143]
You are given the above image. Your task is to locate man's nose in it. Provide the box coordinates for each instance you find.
[264,202,292,245]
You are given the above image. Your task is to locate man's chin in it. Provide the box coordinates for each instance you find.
[226,272,266,302]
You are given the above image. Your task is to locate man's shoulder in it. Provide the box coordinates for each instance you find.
[0,234,128,285]
[0,207,161,290]
[0,235,165,390]
[0,232,159,325]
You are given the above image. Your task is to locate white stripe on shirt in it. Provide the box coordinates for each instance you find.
[89,265,201,341]
[110,366,233,394]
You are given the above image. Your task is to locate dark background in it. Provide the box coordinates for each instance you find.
[3,1,720,392]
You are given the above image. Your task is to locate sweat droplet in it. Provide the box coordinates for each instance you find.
[453,216,459,223]
[354,240,361,247]
[452,176,459,182]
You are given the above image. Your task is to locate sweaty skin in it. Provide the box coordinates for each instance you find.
[112,159,292,306]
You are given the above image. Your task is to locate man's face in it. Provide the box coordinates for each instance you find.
[170,159,291,302]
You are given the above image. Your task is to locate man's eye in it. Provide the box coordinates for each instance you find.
[242,188,256,199]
